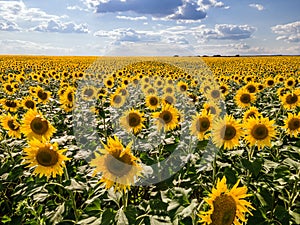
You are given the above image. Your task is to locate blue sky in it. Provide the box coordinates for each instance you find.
[0,0,299,56]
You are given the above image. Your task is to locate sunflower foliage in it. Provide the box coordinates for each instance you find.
[0,55,299,225]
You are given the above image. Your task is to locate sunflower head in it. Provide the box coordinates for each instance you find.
[190,110,213,140]
[23,138,70,179]
[120,109,145,134]
[284,113,300,137]
[199,176,255,225]
[152,103,180,132]
[145,95,160,111]
[90,136,142,192]
[0,113,21,138]
[21,110,56,141]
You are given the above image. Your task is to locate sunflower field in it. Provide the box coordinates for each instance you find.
[0,55,299,225]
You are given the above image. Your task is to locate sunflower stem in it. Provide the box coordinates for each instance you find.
[64,166,79,222]
[122,189,128,208]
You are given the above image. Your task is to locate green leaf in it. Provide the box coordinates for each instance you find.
[101,208,116,225]
[1,215,11,223]
[50,202,65,225]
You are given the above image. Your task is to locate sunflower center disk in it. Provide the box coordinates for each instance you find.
[286,94,298,104]
[84,89,94,97]
[113,95,122,104]
[150,97,158,106]
[38,91,48,100]
[128,113,141,127]
[240,94,251,104]
[251,124,269,140]
[247,85,256,93]
[211,90,220,99]
[36,147,59,167]
[196,118,210,132]
[25,100,35,109]
[6,100,17,108]
[67,92,73,102]
[288,118,300,130]
[222,125,237,140]
[106,154,132,177]
[160,111,173,124]
[211,194,237,225]
[30,117,49,135]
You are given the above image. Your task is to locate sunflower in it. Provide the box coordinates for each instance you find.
[163,85,175,95]
[162,93,176,105]
[243,106,261,122]
[203,102,221,117]
[265,77,275,87]
[144,86,157,96]
[283,112,300,137]
[81,85,97,101]
[219,82,229,96]
[104,77,115,89]
[23,138,70,179]
[177,80,188,93]
[285,77,296,88]
[235,88,256,108]
[120,109,145,134]
[244,116,277,150]
[244,82,258,94]
[21,110,56,141]
[152,103,180,132]
[22,96,36,110]
[206,86,223,102]
[110,93,126,108]
[280,90,300,110]
[212,115,243,150]
[35,86,51,104]
[199,176,254,225]
[60,86,75,105]
[190,110,213,140]
[3,83,16,95]
[145,95,160,111]
[90,136,142,192]
[0,113,21,138]
[0,99,19,112]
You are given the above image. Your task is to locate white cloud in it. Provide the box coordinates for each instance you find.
[116,15,147,20]
[93,0,227,21]
[0,1,63,22]
[249,3,264,11]
[271,21,300,43]
[194,24,256,41]
[30,20,89,33]
[0,20,20,31]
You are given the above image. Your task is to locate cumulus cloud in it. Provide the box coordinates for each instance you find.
[0,20,20,31]
[0,1,63,22]
[94,27,190,48]
[168,1,206,20]
[30,20,89,33]
[249,3,264,11]
[94,0,227,20]
[195,24,256,40]
[271,21,300,43]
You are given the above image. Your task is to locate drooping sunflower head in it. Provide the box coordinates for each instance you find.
[244,116,277,150]
[284,112,300,137]
[212,115,243,150]
[199,176,254,225]
[120,108,145,134]
[21,110,56,141]
[23,138,70,179]
[90,136,143,192]
[152,103,180,132]
[243,106,261,122]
